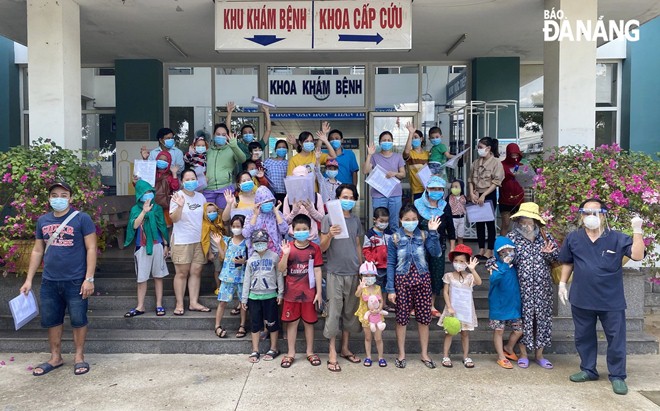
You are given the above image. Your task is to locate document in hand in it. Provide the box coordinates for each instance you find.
[449,286,474,324]
[443,147,471,170]
[284,173,316,204]
[418,164,432,188]
[133,160,157,188]
[466,200,495,223]
[366,164,400,197]
[9,291,39,330]
[325,200,349,239]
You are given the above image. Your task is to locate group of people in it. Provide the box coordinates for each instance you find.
[18,112,646,395]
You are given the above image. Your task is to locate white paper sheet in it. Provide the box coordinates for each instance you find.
[512,165,536,188]
[9,291,39,330]
[466,200,495,223]
[133,160,157,188]
[325,200,349,239]
[366,164,400,198]
[284,173,316,204]
[308,256,316,289]
[417,164,432,188]
[450,286,474,324]
[251,96,277,109]
[443,147,471,170]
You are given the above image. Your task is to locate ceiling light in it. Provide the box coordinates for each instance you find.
[446,33,467,56]
[165,36,188,58]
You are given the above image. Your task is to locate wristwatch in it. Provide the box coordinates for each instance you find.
[85,278,95,283]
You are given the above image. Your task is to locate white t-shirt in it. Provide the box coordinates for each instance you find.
[169,190,205,245]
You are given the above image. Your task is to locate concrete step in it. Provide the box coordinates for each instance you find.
[1,328,657,355]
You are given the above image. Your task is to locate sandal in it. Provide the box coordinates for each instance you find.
[497,359,513,369]
[441,357,453,368]
[236,325,247,338]
[503,349,519,361]
[378,359,387,367]
[156,306,166,317]
[518,358,530,369]
[421,358,437,369]
[32,362,63,376]
[230,307,241,315]
[363,358,372,367]
[536,358,554,369]
[463,357,475,368]
[431,308,441,318]
[73,361,90,376]
[307,354,321,366]
[394,358,406,369]
[340,353,360,363]
[263,350,280,361]
[327,360,341,372]
[173,308,184,316]
[280,356,294,368]
[214,326,227,338]
[124,309,145,318]
[249,352,260,363]
[188,306,211,313]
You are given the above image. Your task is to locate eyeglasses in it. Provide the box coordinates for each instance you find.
[579,208,606,216]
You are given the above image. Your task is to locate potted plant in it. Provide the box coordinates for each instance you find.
[0,138,107,275]
[530,143,660,280]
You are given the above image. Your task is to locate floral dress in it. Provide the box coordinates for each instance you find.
[507,229,559,349]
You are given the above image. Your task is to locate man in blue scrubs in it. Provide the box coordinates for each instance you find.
[558,198,645,395]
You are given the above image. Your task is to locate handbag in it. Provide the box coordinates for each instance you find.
[539,228,571,285]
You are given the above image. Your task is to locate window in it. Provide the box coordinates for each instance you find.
[375,65,419,111]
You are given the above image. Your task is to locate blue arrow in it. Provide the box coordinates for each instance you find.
[245,35,285,46]
[338,33,384,44]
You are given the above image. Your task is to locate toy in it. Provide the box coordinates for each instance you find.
[363,294,388,333]
[443,316,461,336]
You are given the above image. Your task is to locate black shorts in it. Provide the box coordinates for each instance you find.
[499,203,520,213]
[247,297,281,334]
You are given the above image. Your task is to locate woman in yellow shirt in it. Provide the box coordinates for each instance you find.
[286,121,337,179]
[403,122,430,200]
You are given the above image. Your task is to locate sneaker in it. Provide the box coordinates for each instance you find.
[569,371,598,383]
[611,379,628,395]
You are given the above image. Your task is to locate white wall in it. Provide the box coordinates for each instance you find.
[169,67,212,107]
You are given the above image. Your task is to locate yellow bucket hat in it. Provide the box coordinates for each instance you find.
[510,202,546,225]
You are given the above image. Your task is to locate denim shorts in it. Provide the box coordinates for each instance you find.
[40,278,89,328]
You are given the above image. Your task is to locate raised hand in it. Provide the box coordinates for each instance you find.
[261,105,270,115]
[541,241,556,254]
[275,200,283,212]
[315,147,322,161]
[315,130,327,141]
[367,143,377,156]
[280,239,291,255]
[428,215,441,231]
[329,224,342,237]
[467,256,479,270]
[286,134,298,147]
[172,192,185,207]
[320,121,331,135]
[405,121,415,133]
[631,216,643,234]
[142,198,153,213]
[140,145,150,160]
[227,101,236,113]
[170,164,180,175]
[223,189,235,207]
[210,232,223,247]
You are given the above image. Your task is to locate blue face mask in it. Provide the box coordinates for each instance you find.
[302,141,315,152]
[50,197,69,212]
[260,202,274,213]
[253,242,268,252]
[163,138,175,149]
[430,138,442,146]
[380,141,393,151]
[195,146,206,154]
[293,230,310,241]
[276,148,288,158]
[156,160,169,170]
[248,169,258,177]
[326,170,339,179]
[214,136,227,146]
[429,191,444,201]
[183,180,198,191]
[402,220,419,232]
[330,140,342,150]
[411,139,422,148]
[240,181,254,192]
[340,199,356,211]
[242,133,254,143]
[141,192,155,202]
[207,212,218,221]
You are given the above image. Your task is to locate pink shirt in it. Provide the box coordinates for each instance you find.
[282,193,325,240]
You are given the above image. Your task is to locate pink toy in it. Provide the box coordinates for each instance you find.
[363,294,387,332]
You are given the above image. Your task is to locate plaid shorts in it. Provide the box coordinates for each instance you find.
[489,318,523,331]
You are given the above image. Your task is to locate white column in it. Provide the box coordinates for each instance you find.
[27,0,81,151]
[543,0,597,149]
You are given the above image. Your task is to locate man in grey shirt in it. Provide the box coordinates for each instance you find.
[320,183,364,372]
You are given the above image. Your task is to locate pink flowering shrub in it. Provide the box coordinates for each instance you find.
[530,144,660,275]
[0,138,106,274]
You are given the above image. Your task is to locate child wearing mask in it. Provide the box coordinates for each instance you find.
[362,207,394,311]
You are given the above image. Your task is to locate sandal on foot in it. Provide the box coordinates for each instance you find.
[327,361,341,372]
[173,308,185,316]
[363,358,372,367]
[156,306,166,316]
[340,353,360,363]
[497,359,513,369]
[230,307,241,315]
[421,358,437,369]
[124,309,145,318]
[188,306,211,313]
[378,359,387,367]
[280,356,294,368]
[441,357,453,368]
[32,362,63,376]
[249,352,260,363]
[536,358,554,369]
[263,350,279,361]
[394,358,406,369]
[503,349,519,361]
[307,354,321,366]
[214,326,227,338]
[463,357,475,368]
[236,325,247,338]
[517,358,529,368]
[431,309,441,318]
[74,361,90,375]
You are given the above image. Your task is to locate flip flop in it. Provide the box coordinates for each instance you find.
[497,359,513,369]
[327,361,341,372]
[74,361,90,376]
[32,362,63,376]
[263,350,280,361]
[173,308,185,316]
[124,309,145,318]
[188,307,211,313]
[421,359,437,369]
[230,307,241,315]
[156,306,166,316]
[536,358,554,369]
[517,358,529,368]
[340,353,361,363]
[503,349,519,361]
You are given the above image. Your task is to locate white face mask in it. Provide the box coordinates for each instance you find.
[453,262,467,272]
[583,215,601,230]
[477,148,488,157]
[364,277,377,286]
[375,222,389,230]
[252,151,263,159]
[231,228,243,236]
